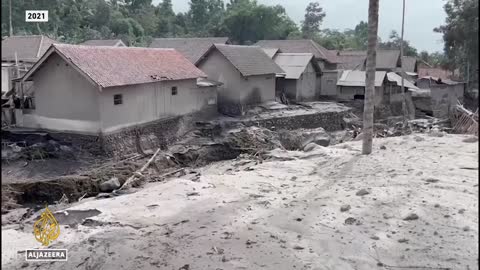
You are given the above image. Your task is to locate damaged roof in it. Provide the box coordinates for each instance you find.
[337,70,386,87]
[79,39,126,47]
[2,35,58,63]
[23,44,206,88]
[149,37,229,64]
[213,44,284,77]
[254,39,338,63]
[273,53,316,79]
[386,72,418,90]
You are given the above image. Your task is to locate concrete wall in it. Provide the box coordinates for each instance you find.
[99,79,217,134]
[337,85,384,106]
[2,66,10,93]
[199,49,275,115]
[320,70,338,96]
[296,62,316,101]
[23,53,102,133]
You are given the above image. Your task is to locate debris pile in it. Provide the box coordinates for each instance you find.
[451,104,478,136]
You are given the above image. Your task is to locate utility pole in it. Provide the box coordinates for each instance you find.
[400,0,407,124]
[9,0,13,36]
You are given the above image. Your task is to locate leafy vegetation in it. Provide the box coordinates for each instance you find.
[2,0,465,74]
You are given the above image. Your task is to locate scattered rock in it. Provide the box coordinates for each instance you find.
[462,136,478,143]
[403,213,419,221]
[463,226,470,232]
[425,178,440,183]
[179,264,190,270]
[356,189,370,196]
[428,130,445,137]
[414,136,425,142]
[458,209,466,214]
[99,177,121,192]
[295,218,303,222]
[293,245,305,250]
[186,192,200,197]
[380,145,387,150]
[434,203,440,208]
[344,217,356,225]
[340,205,351,212]
[398,238,409,243]
[370,236,380,240]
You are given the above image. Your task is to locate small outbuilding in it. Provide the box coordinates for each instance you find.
[272,53,321,101]
[197,44,284,116]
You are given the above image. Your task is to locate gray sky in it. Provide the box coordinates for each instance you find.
[162,0,446,53]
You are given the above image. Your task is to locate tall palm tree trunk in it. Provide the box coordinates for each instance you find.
[362,0,380,155]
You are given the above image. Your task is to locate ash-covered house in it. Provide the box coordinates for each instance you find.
[1,35,57,94]
[412,76,465,118]
[149,37,230,65]
[79,39,126,47]
[265,52,321,102]
[254,39,339,97]
[337,70,418,116]
[336,49,402,73]
[197,44,284,116]
[18,44,216,154]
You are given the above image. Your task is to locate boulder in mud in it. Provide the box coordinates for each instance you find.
[99,177,121,192]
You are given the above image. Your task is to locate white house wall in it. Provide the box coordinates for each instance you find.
[99,79,215,134]
[23,53,102,133]
[296,61,316,101]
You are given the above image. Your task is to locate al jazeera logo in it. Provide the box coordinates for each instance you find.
[26,206,68,261]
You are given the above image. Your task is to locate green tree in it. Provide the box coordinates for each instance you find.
[435,0,478,87]
[301,2,326,38]
[379,30,417,56]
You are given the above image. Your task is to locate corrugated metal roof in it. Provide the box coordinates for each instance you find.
[386,72,419,90]
[80,39,126,47]
[24,44,206,88]
[254,39,338,63]
[262,48,280,58]
[336,54,366,70]
[149,37,229,64]
[2,35,57,62]
[273,53,314,79]
[337,70,386,87]
[417,68,453,80]
[214,44,284,77]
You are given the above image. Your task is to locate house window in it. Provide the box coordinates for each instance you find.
[171,86,178,95]
[113,94,123,105]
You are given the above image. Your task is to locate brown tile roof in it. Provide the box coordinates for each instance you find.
[149,37,229,64]
[336,52,366,70]
[335,50,400,70]
[213,44,284,77]
[24,44,206,88]
[79,39,126,47]
[254,39,338,63]
[1,35,57,62]
[417,68,456,81]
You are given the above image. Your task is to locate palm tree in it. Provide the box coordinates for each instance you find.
[362,0,380,155]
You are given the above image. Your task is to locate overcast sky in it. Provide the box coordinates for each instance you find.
[158,0,447,53]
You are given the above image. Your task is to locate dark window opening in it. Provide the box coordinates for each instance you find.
[354,94,365,100]
[171,86,178,95]
[114,94,123,105]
